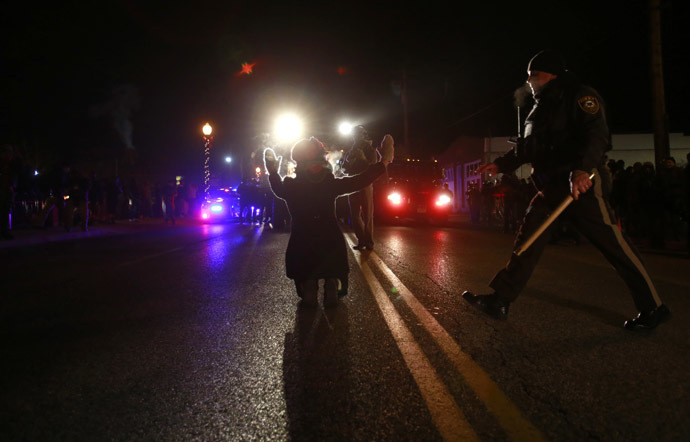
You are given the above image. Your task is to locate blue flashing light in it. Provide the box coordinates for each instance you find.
[210,204,224,213]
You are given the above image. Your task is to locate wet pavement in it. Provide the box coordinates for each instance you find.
[2,213,688,259]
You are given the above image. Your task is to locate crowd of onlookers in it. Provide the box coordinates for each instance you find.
[607,154,690,249]
[1,144,205,237]
[4,141,690,254]
[466,153,690,252]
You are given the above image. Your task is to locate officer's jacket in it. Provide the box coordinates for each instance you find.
[494,72,610,189]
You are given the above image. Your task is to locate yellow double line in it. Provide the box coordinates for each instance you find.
[346,233,545,442]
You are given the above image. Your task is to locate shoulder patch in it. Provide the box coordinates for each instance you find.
[578,96,600,115]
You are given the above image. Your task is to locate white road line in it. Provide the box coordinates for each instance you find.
[347,233,544,442]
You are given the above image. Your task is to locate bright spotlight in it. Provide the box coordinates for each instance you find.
[225,156,232,163]
[274,114,303,141]
[339,122,353,136]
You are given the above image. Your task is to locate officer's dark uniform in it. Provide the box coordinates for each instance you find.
[464,51,668,330]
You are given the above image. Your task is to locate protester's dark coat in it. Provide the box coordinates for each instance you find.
[268,162,385,282]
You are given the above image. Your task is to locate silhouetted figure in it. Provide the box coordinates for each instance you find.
[162,180,177,224]
[63,167,90,232]
[342,125,377,250]
[265,135,393,308]
[0,144,17,239]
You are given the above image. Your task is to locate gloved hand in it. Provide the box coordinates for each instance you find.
[263,148,282,175]
[378,134,394,165]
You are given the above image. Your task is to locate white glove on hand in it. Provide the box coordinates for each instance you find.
[263,148,282,175]
[378,134,394,164]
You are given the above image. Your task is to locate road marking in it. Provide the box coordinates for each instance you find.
[118,246,186,267]
[355,249,478,441]
[347,234,544,442]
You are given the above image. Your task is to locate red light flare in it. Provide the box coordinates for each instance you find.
[387,192,403,205]
[337,66,348,75]
[238,61,256,76]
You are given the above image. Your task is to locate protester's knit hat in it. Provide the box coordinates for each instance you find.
[291,137,326,163]
[527,50,566,75]
[291,136,331,175]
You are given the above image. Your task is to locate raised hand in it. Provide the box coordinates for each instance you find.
[263,147,282,175]
[379,134,394,165]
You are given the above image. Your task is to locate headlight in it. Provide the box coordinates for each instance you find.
[210,204,224,213]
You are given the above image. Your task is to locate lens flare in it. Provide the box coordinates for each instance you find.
[436,194,451,206]
[388,192,403,205]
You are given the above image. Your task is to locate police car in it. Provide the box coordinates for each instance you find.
[199,187,241,223]
[374,159,452,223]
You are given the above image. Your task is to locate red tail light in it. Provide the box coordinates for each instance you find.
[387,192,403,205]
[435,194,451,206]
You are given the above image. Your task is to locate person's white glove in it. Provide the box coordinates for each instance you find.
[379,134,394,164]
[263,148,282,175]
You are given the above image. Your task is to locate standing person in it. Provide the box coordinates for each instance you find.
[265,135,393,308]
[467,183,481,224]
[342,125,378,250]
[162,180,176,225]
[685,152,690,257]
[500,172,520,234]
[461,50,670,331]
[63,167,90,232]
[176,179,188,217]
[0,144,16,239]
[441,182,454,201]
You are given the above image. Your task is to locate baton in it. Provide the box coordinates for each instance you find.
[515,173,595,256]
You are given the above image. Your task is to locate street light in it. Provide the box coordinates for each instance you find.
[202,122,213,197]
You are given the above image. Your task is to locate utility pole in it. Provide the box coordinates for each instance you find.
[402,68,409,155]
[649,0,670,166]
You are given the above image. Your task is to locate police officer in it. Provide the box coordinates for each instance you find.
[342,125,377,250]
[462,50,670,331]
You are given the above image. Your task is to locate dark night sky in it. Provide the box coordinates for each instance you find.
[2,0,688,179]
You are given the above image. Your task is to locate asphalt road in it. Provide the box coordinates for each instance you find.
[2,220,689,441]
